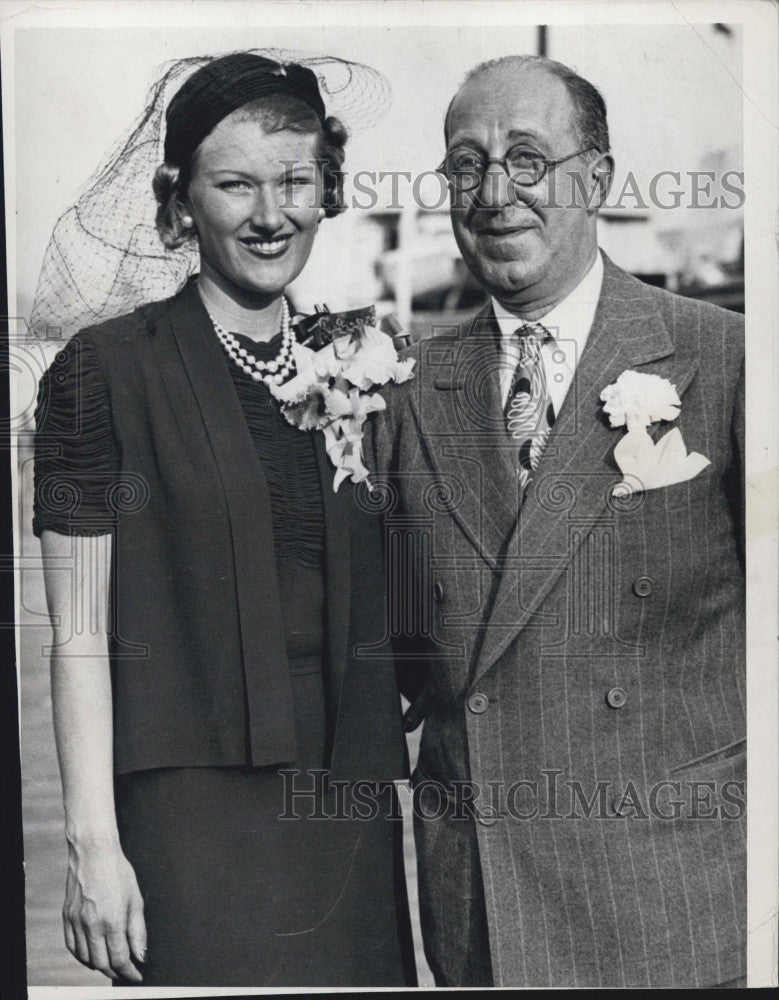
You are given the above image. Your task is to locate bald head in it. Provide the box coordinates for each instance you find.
[445,55,609,157]
[441,54,614,316]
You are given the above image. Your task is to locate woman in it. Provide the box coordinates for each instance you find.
[33,51,415,987]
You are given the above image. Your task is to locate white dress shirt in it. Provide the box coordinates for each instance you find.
[491,250,604,415]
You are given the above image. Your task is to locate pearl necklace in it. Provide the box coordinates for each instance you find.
[210,297,295,386]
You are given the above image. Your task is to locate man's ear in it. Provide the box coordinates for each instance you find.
[589,152,614,210]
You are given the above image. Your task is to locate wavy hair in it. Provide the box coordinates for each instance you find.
[153,92,348,249]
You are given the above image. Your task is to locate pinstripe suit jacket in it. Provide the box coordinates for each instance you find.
[371,253,745,987]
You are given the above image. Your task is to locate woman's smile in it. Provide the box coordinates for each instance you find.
[186,119,323,302]
[239,234,294,257]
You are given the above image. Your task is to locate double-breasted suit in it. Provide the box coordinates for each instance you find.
[371,253,745,988]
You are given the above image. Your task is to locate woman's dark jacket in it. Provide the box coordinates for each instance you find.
[34,278,407,780]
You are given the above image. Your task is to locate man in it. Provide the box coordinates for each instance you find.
[371,55,745,988]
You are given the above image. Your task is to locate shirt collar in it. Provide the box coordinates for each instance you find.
[491,249,604,349]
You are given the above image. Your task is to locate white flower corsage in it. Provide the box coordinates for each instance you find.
[270,314,415,491]
[600,370,710,496]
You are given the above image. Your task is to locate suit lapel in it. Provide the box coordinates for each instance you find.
[313,431,352,713]
[156,279,298,763]
[416,301,521,566]
[472,256,700,682]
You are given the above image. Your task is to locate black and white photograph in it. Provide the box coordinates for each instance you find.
[1,0,777,994]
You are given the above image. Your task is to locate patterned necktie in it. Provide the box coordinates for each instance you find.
[504,322,555,498]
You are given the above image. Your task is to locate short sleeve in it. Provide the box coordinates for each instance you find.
[32,335,120,536]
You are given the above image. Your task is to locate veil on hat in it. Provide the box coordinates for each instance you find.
[29,48,391,339]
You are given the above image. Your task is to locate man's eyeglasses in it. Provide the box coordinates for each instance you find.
[437,143,596,192]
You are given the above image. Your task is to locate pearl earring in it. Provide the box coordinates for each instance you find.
[181,214,193,229]
[317,208,326,221]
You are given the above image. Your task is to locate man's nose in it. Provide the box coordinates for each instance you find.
[249,186,284,231]
[473,162,514,210]
[472,164,536,213]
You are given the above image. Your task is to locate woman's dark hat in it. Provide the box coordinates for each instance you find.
[164,53,327,169]
[29,48,391,339]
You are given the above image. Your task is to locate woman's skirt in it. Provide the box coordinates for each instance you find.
[113,663,415,987]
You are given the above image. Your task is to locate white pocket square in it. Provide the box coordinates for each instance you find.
[612,427,711,496]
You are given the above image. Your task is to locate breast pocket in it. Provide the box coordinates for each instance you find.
[611,465,715,519]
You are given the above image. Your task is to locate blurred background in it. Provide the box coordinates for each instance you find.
[14,21,743,341]
[9,18,742,988]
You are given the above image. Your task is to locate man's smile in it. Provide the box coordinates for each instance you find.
[474,223,536,237]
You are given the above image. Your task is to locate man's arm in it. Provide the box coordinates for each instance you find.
[365,391,430,721]
[728,355,745,575]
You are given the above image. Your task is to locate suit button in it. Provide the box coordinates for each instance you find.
[633,576,653,597]
[433,580,445,603]
[468,693,489,714]
[606,687,627,709]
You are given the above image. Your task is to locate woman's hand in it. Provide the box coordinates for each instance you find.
[63,839,147,982]
[42,532,146,981]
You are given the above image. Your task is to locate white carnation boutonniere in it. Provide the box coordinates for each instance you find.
[600,370,710,496]
[270,308,415,491]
